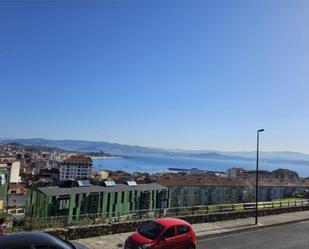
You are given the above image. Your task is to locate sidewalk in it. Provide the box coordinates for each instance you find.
[73,210,309,249]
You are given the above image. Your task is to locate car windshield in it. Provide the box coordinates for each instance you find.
[138,221,165,240]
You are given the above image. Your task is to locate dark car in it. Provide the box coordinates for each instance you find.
[0,232,88,249]
[125,217,196,249]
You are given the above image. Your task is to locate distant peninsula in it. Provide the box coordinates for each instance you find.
[1,138,309,167]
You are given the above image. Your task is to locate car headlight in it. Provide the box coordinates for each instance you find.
[138,244,151,249]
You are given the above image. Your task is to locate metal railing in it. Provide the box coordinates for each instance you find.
[10,198,309,231]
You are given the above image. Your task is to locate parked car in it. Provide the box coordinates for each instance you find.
[125,217,196,249]
[0,231,88,249]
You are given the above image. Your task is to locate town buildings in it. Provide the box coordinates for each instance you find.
[227,167,299,180]
[3,142,309,221]
[59,156,92,180]
[155,170,309,207]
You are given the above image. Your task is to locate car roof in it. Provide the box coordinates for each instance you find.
[154,218,190,227]
[0,232,70,248]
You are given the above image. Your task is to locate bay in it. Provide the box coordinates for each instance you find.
[93,154,309,177]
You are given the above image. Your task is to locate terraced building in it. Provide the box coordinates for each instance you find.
[26,180,170,221]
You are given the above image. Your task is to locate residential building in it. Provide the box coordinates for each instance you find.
[271,168,299,179]
[59,156,92,180]
[0,161,21,184]
[257,178,309,201]
[227,167,298,180]
[8,183,27,195]
[156,174,249,207]
[0,164,8,210]
[227,167,272,179]
[7,183,27,217]
[34,167,60,182]
[26,180,170,221]
[9,161,21,183]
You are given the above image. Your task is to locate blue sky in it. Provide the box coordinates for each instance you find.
[1,1,309,153]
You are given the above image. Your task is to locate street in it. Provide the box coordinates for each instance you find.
[198,221,309,249]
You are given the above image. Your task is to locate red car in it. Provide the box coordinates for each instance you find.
[125,217,196,249]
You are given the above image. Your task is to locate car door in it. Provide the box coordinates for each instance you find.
[155,226,177,249]
[174,225,190,249]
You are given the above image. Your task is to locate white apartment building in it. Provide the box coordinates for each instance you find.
[10,161,21,183]
[59,156,92,180]
[0,161,21,183]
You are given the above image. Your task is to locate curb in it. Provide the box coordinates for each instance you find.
[196,217,309,241]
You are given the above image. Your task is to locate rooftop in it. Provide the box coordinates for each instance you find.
[61,155,92,165]
[156,174,248,187]
[258,178,309,187]
[37,183,167,196]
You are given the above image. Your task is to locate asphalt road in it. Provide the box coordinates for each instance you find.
[197,221,309,249]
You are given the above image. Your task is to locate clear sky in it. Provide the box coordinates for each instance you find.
[1,1,309,153]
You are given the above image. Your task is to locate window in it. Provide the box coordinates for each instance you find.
[177,225,189,235]
[162,226,175,238]
[114,192,118,204]
[121,191,125,203]
[106,193,111,213]
[59,199,70,210]
[138,221,165,240]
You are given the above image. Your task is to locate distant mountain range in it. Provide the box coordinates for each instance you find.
[1,138,309,166]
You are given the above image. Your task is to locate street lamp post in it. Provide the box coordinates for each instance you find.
[255,129,264,225]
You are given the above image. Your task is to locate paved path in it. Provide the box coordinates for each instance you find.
[198,220,309,249]
[73,210,309,249]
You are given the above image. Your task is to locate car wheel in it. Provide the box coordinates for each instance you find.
[187,245,195,249]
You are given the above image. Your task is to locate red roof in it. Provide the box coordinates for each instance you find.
[9,183,27,194]
[156,174,248,187]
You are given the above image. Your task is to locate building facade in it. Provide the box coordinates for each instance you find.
[155,172,309,207]
[156,174,249,207]
[9,161,21,183]
[257,178,309,201]
[26,181,170,221]
[59,156,92,180]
